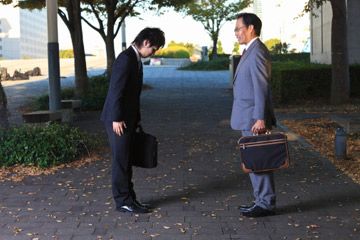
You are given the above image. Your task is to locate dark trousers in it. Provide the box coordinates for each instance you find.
[105,122,136,208]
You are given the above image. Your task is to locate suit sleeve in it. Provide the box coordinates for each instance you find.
[108,55,130,121]
[250,48,271,120]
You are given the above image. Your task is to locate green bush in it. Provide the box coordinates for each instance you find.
[179,56,229,71]
[34,88,75,110]
[34,75,109,111]
[81,74,109,110]
[271,62,360,104]
[59,49,74,58]
[0,123,96,168]
[271,53,310,62]
[154,46,190,58]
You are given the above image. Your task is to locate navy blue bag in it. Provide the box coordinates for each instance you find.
[238,132,290,173]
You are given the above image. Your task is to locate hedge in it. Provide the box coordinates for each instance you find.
[153,46,190,58]
[271,62,360,104]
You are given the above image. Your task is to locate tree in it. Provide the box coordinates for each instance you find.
[81,0,140,75]
[82,0,193,75]
[305,0,349,104]
[271,42,289,54]
[232,42,240,55]
[177,0,251,59]
[0,0,89,97]
[264,38,281,51]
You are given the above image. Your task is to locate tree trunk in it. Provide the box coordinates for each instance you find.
[67,0,88,98]
[211,36,218,59]
[105,2,116,77]
[330,0,350,104]
[105,32,116,76]
[0,82,8,129]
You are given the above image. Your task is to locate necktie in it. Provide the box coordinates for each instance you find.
[242,48,247,56]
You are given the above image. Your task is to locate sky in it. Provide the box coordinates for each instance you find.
[58,9,237,55]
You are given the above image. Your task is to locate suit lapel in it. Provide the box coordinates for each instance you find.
[233,39,260,81]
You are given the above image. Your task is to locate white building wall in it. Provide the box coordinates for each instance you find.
[310,3,332,64]
[251,0,310,52]
[0,2,46,59]
[311,0,360,64]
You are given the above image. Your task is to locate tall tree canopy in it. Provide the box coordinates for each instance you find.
[177,0,251,58]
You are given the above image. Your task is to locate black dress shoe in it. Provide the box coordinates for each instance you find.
[117,204,151,213]
[242,205,275,218]
[134,200,152,209]
[238,203,255,212]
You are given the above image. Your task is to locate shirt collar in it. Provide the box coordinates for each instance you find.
[131,45,141,62]
[245,37,259,50]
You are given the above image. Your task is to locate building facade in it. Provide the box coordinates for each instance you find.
[0,2,47,59]
[251,0,310,52]
[311,0,360,64]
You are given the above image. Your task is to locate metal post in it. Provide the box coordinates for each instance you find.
[121,20,127,51]
[46,0,61,111]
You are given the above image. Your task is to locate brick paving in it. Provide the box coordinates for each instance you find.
[1,66,360,239]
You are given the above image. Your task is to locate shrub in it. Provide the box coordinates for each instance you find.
[179,56,229,71]
[271,62,360,104]
[34,87,75,110]
[271,53,310,62]
[34,75,109,111]
[59,49,74,58]
[154,46,190,58]
[81,74,109,110]
[0,123,96,168]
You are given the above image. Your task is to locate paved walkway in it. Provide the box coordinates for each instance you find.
[1,66,360,240]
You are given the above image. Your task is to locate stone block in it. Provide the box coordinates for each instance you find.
[61,99,82,111]
[22,110,62,123]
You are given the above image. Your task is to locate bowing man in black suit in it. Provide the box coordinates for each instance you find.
[101,28,165,213]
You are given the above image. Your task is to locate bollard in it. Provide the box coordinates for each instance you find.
[335,127,347,160]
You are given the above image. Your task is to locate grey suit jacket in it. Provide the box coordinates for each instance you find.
[230,38,276,131]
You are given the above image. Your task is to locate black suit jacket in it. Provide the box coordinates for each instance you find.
[101,47,143,130]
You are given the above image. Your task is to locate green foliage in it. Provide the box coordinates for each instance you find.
[34,75,108,111]
[271,42,290,54]
[81,74,109,110]
[271,53,310,62]
[178,0,251,56]
[232,42,240,55]
[0,123,95,168]
[154,46,190,58]
[271,63,360,104]
[59,49,74,58]
[179,56,229,71]
[167,41,195,55]
[264,38,281,51]
[34,88,75,111]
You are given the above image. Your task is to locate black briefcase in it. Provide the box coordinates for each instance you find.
[132,127,158,168]
[237,132,289,173]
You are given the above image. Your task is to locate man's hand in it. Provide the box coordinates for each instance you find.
[113,121,127,136]
[251,120,266,134]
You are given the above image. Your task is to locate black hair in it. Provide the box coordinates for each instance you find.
[236,13,262,36]
[132,27,165,48]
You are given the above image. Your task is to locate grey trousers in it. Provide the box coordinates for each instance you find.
[241,130,276,210]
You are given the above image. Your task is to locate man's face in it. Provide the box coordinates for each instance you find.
[234,17,252,45]
[138,40,159,58]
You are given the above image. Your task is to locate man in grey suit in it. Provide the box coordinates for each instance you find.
[231,13,277,217]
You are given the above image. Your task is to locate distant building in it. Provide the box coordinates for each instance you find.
[250,0,310,52]
[0,2,47,59]
[311,0,360,64]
